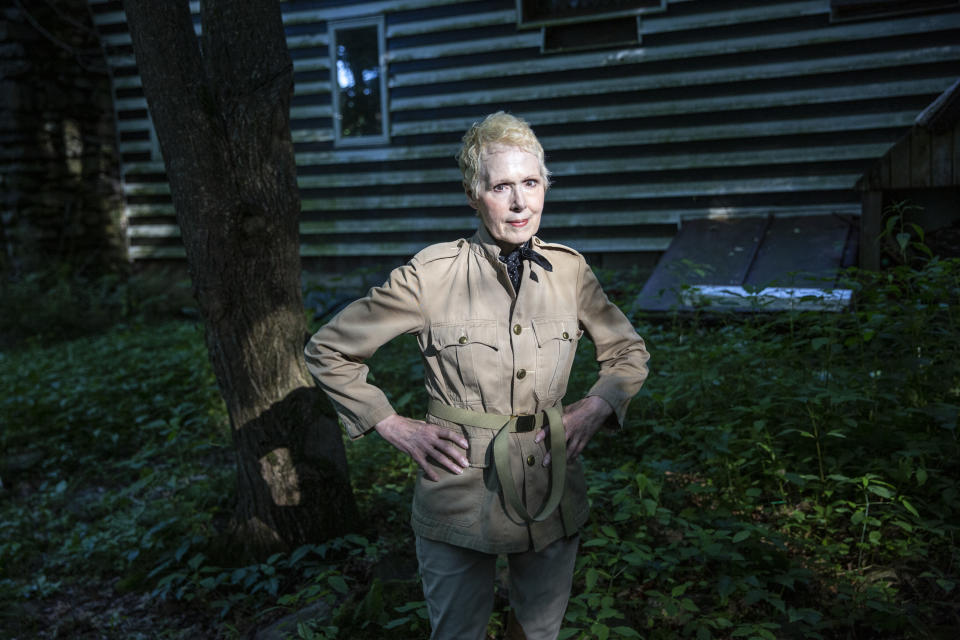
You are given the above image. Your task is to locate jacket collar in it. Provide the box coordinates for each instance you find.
[471,222,547,256]
[471,223,506,264]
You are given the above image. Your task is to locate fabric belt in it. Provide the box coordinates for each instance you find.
[426,400,574,532]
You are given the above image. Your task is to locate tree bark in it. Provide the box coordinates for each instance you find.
[122,0,358,557]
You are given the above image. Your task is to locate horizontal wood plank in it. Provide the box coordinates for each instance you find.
[90,0,960,262]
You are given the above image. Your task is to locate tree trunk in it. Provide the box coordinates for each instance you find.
[122,0,358,557]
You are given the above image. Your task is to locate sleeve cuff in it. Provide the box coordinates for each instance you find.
[586,382,632,429]
[341,402,396,440]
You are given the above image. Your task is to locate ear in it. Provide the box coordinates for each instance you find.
[464,182,479,210]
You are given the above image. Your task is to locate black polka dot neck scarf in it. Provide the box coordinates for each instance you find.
[499,240,554,292]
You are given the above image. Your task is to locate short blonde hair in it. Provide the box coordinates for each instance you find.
[457,111,550,200]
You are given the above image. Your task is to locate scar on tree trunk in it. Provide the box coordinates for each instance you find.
[122,0,359,559]
[228,387,358,557]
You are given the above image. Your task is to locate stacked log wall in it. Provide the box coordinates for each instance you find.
[0,0,124,276]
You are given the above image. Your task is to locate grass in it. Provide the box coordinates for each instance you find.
[1,258,958,639]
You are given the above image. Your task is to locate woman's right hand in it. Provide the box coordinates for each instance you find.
[374,414,470,481]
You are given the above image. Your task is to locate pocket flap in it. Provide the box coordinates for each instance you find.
[531,317,578,347]
[431,321,499,350]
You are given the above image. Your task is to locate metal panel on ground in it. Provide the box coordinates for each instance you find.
[635,215,858,311]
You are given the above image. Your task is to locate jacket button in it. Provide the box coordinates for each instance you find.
[562,331,569,340]
[458,336,467,344]
[516,369,526,379]
[526,454,536,466]
[513,324,522,335]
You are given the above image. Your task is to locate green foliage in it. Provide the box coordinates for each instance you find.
[1,259,958,638]
[552,258,959,639]
[0,266,195,347]
[0,320,231,635]
[878,200,933,267]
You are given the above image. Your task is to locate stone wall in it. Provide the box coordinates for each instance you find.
[0,0,125,277]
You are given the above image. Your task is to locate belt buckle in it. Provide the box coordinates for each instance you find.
[513,414,536,432]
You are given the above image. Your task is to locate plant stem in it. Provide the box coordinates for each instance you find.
[807,405,826,483]
[858,491,871,571]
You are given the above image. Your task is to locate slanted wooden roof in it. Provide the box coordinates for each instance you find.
[857,78,960,191]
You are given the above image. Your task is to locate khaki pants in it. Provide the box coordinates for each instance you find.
[416,534,579,640]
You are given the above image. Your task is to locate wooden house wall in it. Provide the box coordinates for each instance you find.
[858,122,959,190]
[87,0,960,270]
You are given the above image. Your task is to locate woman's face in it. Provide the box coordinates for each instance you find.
[469,145,545,253]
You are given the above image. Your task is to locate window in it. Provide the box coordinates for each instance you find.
[329,17,388,146]
[542,15,640,53]
[830,0,959,22]
[517,0,665,29]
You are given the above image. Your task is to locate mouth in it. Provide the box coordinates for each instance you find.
[507,219,528,228]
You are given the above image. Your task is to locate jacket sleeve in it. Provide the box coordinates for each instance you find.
[577,258,650,427]
[304,261,425,439]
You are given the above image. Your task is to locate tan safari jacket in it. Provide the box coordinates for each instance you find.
[304,224,649,553]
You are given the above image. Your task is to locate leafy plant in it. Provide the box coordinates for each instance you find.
[2,260,959,638]
[879,200,933,267]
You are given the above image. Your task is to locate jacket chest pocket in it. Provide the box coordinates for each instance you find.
[429,320,501,405]
[532,317,581,403]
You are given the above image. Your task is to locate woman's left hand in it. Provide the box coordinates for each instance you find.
[536,395,613,466]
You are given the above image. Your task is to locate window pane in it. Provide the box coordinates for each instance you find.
[543,16,639,53]
[334,26,382,138]
[523,0,661,24]
[830,0,957,21]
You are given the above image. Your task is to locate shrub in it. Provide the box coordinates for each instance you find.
[1,259,957,639]
[0,266,195,347]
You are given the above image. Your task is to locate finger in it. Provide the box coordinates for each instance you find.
[561,429,577,461]
[419,449,461,478]
[542,451,551,467]
[414,454,440,482]
[567,436,587,461]
[436,441,470,468]
[425,440,465,475]
[436,428,469,450]
[432,453,464,476]
[534,426,548,444]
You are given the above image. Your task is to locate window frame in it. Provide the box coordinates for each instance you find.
[515,0,665,30]
[328,15,389,147]
[829,0,960,22]
[540,15,642,53]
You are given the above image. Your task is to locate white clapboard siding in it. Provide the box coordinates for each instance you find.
[128,203,846,240]
[389,13,960,87]
[388,46,960,111]
[123,144,881,197]
[389,76,953,137]
[88,0,960,266]
[282,110,916,167]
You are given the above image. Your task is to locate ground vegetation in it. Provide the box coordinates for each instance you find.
[1,258,958,639]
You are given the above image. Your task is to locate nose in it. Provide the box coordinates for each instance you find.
[511,187,525,212]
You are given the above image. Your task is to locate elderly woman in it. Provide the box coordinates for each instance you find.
[304,112,649,640]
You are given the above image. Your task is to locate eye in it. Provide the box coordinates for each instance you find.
[492,183,508,192]
[524,179,539,188]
